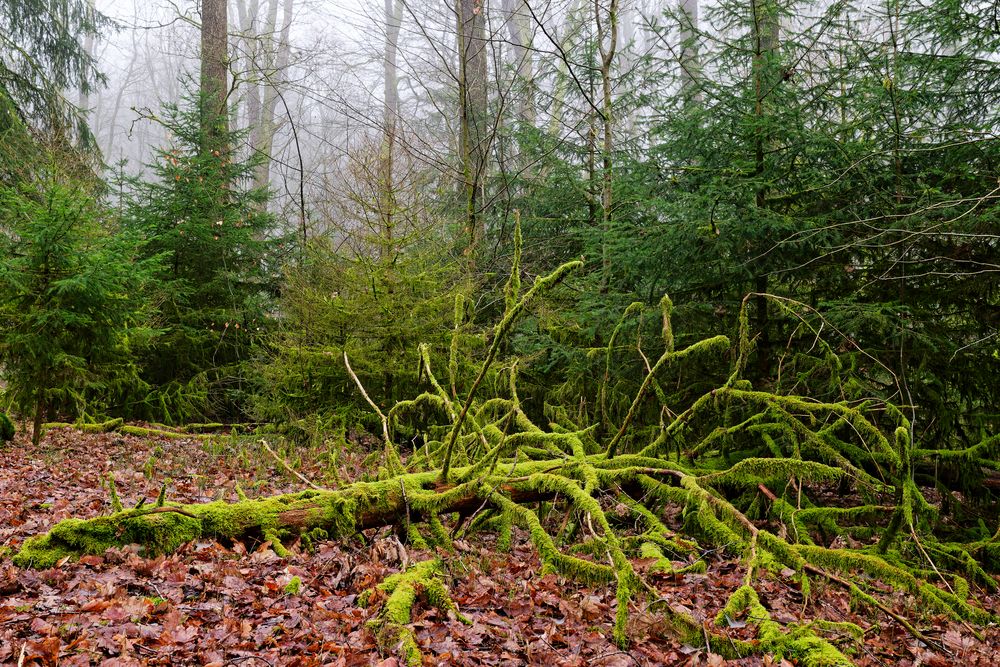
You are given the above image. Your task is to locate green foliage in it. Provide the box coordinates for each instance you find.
[124,95,286,422]
[0,0,110,161]
[0,169,161,442]
[253,235,469,431]
[483,0,1000,508]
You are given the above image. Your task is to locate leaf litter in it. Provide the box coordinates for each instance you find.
[1,428,998,665]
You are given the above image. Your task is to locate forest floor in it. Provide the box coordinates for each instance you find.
[1,428,998,666]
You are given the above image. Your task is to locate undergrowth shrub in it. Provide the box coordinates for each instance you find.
[252,238,479,435]
[0,411,14,442]
[122,93,287,424]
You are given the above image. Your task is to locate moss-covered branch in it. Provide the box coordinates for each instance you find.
[14,295,1000,666]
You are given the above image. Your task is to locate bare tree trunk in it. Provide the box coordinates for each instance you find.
[546,0,590,136]
[597,0,618,291]
[381,0,403,257]
[101,21,142,159]
[200,0,230,152]
[503,0,534,123]
[255,0,294,192]
[457,0,488,269]
[78,0,96,119]
[235,0,263,149]
[618,0,635,131]
[751,0,779,375]
[678,0,701,101]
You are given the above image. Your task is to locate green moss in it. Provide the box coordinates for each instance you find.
[283,575,302,595]
[13,484,373,568]
[716,585,854,666]
[13,508,203,569]
[42,418,123,434]
[365,559,468,666]
[120,425,214,440]
[698,457,844,488]
[639,541,705,574]
[182,423,226,433]
[104,474,124,513]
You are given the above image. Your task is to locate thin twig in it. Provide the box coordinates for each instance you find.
[261,439,323,490]
[344,351,392,445]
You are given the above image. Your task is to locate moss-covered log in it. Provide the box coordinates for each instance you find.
[42,418,124,434]
[12,462,559,569]
[40,419,220,441]
[13,252,1000,665]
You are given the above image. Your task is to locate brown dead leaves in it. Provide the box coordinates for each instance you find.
[1,429,999,665]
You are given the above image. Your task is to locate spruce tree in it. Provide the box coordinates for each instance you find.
[0,0,110,166]
[0,167,160,444]
[125,96,286,422]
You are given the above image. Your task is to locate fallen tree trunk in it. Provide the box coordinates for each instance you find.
[12,461,555,569]
[41,420,221,441]
[13,252,1000,666]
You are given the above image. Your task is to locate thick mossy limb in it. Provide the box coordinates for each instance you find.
[120,425,216,440]
[366,559,469,666]
[697,457,844,489]
[497,472,639,647]
[490,492,615,584]
[13,487,361,568]
[12,459,566,569]
[43,418,124,434]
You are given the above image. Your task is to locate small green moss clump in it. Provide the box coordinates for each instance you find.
[365,559,470,666]
[716,585,856,666]
[283,576,303,595]
[0,412,14,442]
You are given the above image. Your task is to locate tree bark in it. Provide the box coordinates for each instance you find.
[457,0,488,269]
[597,0,618,292]
[255,0,294,192]
[235,0,263,155]
[380,0,403,257]
[751,0,779,376]
[678,0,701,102]
[200,0,230,153]
[503,0,534,123]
